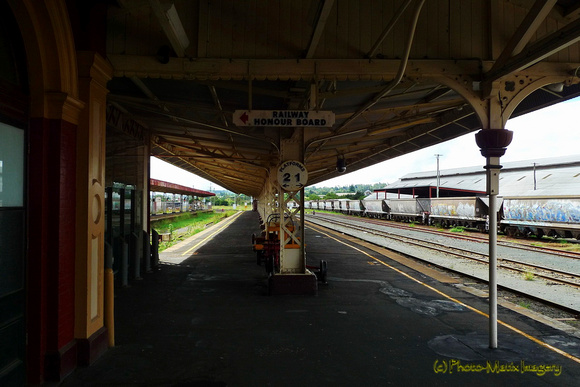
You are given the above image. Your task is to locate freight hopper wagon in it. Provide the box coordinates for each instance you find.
[500,196,580,239]
[429,197,489,231]
[363,199,390,219]
[346,200,364,216]
[389,198,430,223]
[322,200,333,211]
[330,199,347,213]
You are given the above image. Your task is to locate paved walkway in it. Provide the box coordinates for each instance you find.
[60,211,580,386]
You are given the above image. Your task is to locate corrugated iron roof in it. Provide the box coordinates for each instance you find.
[150,179,215,196]
[106,1,580,197]
[379,155,580,196]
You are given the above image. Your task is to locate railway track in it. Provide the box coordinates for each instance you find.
[306,213,580,290]
[385,219,580,260]
[317,211,580,261]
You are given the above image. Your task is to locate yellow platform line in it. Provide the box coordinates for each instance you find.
[181,211,243,256]
[306,222,580,365]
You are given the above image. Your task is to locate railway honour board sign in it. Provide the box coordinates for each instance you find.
[233,110,335,127]
[277,160,308,191]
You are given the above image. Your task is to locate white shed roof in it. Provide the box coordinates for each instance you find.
[382,155,580,196]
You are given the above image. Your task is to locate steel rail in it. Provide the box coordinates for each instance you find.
[307,214,580,289]
[319,211,580,261]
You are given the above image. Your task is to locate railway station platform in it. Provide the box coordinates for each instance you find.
[59,211,580,386]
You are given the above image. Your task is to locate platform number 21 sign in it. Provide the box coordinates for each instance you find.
[277,160,308,191]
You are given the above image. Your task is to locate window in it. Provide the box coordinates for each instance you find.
[0,122,24,207]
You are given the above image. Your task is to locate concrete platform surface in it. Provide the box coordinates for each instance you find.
[60,211,580,386]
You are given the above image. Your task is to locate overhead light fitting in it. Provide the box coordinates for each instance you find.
[156,45,171,64]
[336,156,346,173]
[545,83,564,93]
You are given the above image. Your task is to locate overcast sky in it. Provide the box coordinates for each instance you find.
[151,96,580,192]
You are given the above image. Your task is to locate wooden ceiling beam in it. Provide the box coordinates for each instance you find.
[490,0,557,74]
[305,0,335,59]
[148,0,190,57]
[108,56,487,80]
[484,16,580,85]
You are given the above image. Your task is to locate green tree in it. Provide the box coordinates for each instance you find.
[345,191,366,200]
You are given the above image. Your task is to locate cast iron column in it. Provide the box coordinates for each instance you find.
[475,129,513,349]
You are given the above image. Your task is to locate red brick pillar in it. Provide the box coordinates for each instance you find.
[28,94,84,382]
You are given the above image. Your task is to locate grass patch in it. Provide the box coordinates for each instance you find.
[152,210,237,251]
[212,205,251,212]
[408,222,416,227]
[523,272,535,281]
[562,244,580,252]
[151,212,210,233]
[518,301,530,309]
[541,238,580,252]
[309,209,345,215]
[530,242,544,247]
[449,226,465,233]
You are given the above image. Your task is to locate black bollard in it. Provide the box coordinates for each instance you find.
[131,232,142,280]
[121,239,129,287]
[143,230,152,273]
[151,229,160,269]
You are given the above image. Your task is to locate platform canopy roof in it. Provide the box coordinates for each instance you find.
[105,0,580,197]
[150,178,215,197]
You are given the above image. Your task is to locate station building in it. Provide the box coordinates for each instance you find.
[2,0,580,385]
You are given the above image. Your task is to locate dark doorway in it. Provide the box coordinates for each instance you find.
[0,1,28,384]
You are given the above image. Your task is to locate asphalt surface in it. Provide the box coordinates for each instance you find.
[60,211,580,386]
[305,213,580,313]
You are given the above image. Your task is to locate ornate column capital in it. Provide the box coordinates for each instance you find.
[475,129,513,158]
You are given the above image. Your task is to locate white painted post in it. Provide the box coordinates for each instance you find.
[435,154,442,198]
[486,157,500,349]
[475,129,512,349]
